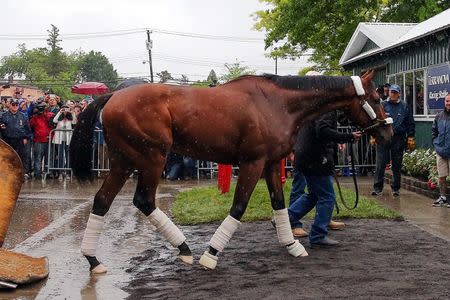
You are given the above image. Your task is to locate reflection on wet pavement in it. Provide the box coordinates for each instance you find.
[1,178,209,299]
[339,176,450,242]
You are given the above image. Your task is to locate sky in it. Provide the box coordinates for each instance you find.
[0,0,310,82]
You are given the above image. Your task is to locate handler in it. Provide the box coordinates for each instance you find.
[288,111,361,246]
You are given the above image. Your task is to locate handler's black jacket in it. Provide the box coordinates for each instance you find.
[295,111,355,176]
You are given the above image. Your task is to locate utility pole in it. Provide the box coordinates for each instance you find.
[275,56,278,75]
[146,30,154,83]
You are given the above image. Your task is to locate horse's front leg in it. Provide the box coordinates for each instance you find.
[81,159,132,274]
[264,161,308,258]
[199,160,265,270]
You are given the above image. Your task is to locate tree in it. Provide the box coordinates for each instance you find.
[46,24,67,78]
[78,51,119,89]
[220,61,255,83]
[157,70,173,83]
[0,26,118,99]
[207,69,218,84]
[254,0,450,73]
[179,74,189,85]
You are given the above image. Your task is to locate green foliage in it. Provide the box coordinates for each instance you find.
[220,61,255,83]
[172,179,400,225]
[402,148,436,180]
[179,74,189,85]
[207,69,218,84]
[78,51,118,89]
[0,25,117,99]
[157,70,173,83]
[46,24,68,78]
[254,0,450,72]
[191,80,211,87]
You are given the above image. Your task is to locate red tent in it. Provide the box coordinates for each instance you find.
[71,82,109,95]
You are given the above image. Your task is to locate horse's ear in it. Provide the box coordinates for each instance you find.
[361,69,375,82]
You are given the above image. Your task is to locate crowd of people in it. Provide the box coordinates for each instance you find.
[0,86,91,180]
[0,85,206,181]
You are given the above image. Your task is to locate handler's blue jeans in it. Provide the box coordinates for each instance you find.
[288,175,335,243]
[289,168,307,206]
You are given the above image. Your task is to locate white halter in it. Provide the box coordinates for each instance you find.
[351,76,393,126]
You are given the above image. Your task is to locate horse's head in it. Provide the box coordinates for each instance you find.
[348,70,393,145]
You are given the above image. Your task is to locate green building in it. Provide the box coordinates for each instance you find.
[340,9,450,148]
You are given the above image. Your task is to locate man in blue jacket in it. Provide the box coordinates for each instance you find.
[0,98,32,178]
[432,95,450,207]
[372,84,415,197]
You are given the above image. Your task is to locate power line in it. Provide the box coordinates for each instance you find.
[0,27,265,42]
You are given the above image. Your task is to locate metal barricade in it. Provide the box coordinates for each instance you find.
[92,129,110,173]
[43,127,375,180]
[335,126,376,174]
[45,128,73,179]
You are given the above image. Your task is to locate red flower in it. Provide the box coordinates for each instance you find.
[428,179,437,190]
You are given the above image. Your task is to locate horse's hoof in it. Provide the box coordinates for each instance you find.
[199,251,218,270]
[287,240,308,257]
[178,255,194,265]
[91,264,107,274]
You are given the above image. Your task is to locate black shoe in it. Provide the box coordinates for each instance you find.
[371,190,382,196]
[433,196,447,207]
[310,237,339,248]
[392,190,400,197]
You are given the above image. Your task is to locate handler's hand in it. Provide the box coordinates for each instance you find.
[352,131,362,142]
[369,136,377,145]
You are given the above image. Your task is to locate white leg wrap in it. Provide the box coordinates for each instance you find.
[149,208,186,247]
[81,213,105,256]
[273,208,295,246]
[209,215,240,252]
[274,209,308,257]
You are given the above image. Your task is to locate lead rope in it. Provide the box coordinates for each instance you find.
[334,142,359,213]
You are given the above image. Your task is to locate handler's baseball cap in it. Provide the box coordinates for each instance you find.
[389,84,401,93]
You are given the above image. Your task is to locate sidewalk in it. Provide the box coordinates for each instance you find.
[339,176,450,242]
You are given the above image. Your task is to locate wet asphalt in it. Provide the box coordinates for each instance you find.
[0,176,449,299]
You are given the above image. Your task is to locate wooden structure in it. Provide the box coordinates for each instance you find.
[340,9,450,147]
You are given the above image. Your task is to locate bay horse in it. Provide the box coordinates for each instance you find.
[70,70,392,273]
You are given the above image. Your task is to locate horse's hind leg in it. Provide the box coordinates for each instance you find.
[81,156,132,274]
[199,160,265,270]
[264,162,308,258]
[132,155,193,265]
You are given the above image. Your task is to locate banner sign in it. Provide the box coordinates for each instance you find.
[427,64,450,109]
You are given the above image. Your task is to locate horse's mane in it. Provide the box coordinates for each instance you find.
[224,74,352,91]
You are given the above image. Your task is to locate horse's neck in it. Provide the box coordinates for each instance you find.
[282,89,355,132]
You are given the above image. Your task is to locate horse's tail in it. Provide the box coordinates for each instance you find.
[70,93,113,182]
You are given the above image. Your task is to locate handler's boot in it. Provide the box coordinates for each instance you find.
[292,227,308,238]
[328,220,345,230]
